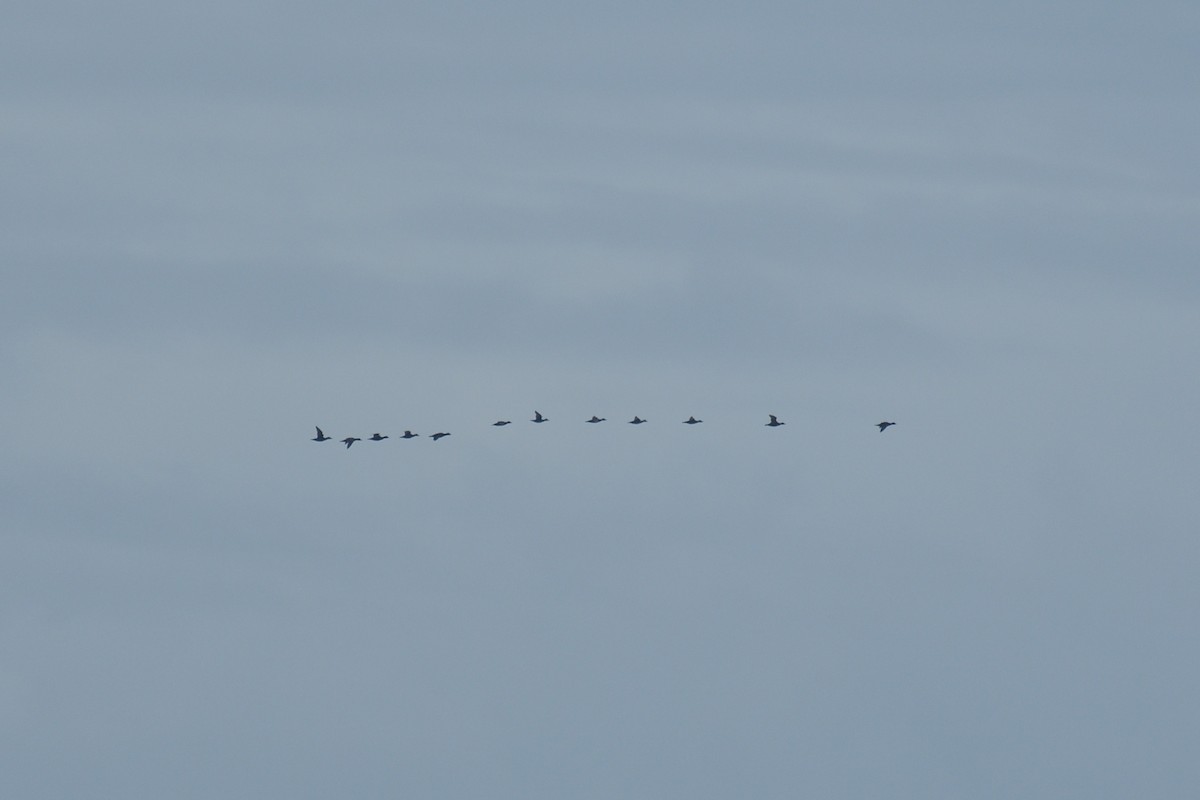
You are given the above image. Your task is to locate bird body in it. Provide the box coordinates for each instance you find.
[629,416,646,424]
[683,416,702,424]
[766,415,784,427]
[399,430,418,439]
[312,427,331,442]
[587,416,606,423]
[493,420,512,426]
[341,437,361,448]
[430,432,451,441]
[369,433,388,441]
[876,421,896,432]
[532,411,548,423]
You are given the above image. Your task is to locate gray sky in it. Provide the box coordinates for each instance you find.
[3,1,1199,798]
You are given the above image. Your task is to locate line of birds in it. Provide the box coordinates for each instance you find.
[313,414,896,448]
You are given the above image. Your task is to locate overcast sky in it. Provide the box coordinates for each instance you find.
[3,1,1199,798]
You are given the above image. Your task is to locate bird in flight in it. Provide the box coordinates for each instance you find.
[399,430,418,439]
[430,432,451,441]
[341,437,361,448]
[876,421,896,432]
[312,427,332,442]
[683,416,702,424]
[493,420,512,426]
[531,411,548,423]
[629,416,646,424]
[587,416,606,423]
[766,415,784,427]
[369,433,388,441]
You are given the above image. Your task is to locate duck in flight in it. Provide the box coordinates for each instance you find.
[312,426,332,442]
[766,415,784,427]
[531,411,548,423]
[629,416,646,424]
[587,416,606,423]
[341,437,361,448]
[683,416,702,424]
[876,421,896,432]
[430,432,451,441]
[399,430,418,439]
[369,433,388,441]
[493,420,512,426]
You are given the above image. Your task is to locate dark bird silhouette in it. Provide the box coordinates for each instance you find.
[341,437,361,448]
[493,420,512,426]
[430,432,451,441]
[629,416,646,424]
[531,411,548,423]
[586,416,606,423]
[683,416,702,424]
[369,433,388,441]
[876,421,896,432]
[312,427,332,442]
[766,415,785,427]
[399,430,418,439]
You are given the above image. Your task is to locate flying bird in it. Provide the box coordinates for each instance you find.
[341,437,361,448]
[493,420,512,426]
[586,416,606,423]
[876,421,896,432]
[430,432,451,441]
[683,416,702,424]
[629,416,646,424]
[312,427,332,442]
[766,415,785,427]
[531,411,548,423]
[399,430,418,439]
[369,433,388,441]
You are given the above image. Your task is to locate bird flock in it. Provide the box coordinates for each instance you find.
[312,414,897,448]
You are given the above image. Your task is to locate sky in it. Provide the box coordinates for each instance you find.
[2,1,1199,798]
